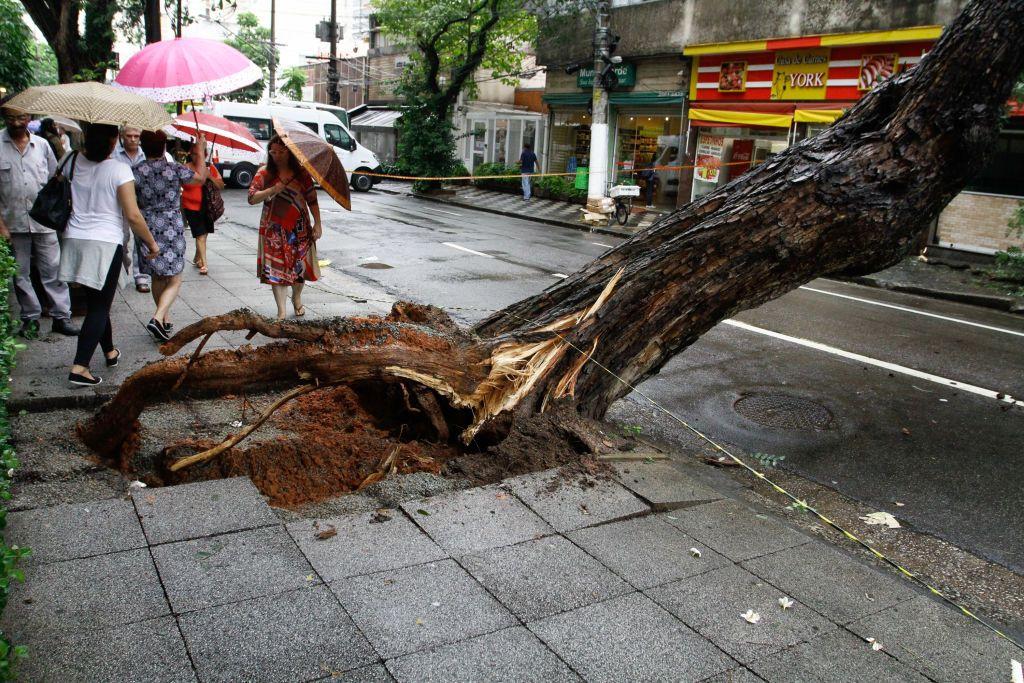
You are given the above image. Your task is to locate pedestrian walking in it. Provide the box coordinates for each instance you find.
[247,135,322,320]
[60,123,160,386]
[39,119,66,160]
[519,142,538,200]
[180,140,223,276]
[132,129,208,341]
[641,153,657,208]
[109,126,155,293]
[0,102,78,338]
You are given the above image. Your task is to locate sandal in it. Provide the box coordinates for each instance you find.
[199,266,208,275]
[292,297,305,317]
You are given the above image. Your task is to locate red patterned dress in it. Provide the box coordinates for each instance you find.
[249,168,320,285]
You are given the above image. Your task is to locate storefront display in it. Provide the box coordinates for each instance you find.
[548,109,591,174]
[613,114,684,209]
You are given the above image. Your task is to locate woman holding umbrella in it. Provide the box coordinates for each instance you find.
[134,129,208,341]
[247,135,323,319]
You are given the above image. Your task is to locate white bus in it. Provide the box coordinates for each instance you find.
[208,101,381,191]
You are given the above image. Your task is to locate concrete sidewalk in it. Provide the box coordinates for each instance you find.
[7,219,391,412]
[3,458,1017,682]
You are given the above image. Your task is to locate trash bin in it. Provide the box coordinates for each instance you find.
[574,167,589,190]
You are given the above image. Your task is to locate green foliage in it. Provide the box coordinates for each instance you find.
[0,0,35,93]
[32,43,58,86]
[279,67,307,101]
[993,246,1024,284]
[0,239,29,680]
[1008,201,1024,239]
[223,12,278,103]
[473,162,519,187]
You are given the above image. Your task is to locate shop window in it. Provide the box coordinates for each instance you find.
[964,128,1024,197]
[494,120,509,165]
[549,110,591,173]
[615,114,682,208]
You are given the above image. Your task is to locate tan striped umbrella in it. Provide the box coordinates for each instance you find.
[5,82,172,131]
[273,117,351,210]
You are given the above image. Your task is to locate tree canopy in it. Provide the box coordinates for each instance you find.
[223,12,277,103]
[279,67,307,101]
[0,0,36,93]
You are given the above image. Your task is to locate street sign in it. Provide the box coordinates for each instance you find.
[577,63,635,89]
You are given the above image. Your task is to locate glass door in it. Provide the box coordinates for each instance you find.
[494,119,509,165]
[471,121,487,171]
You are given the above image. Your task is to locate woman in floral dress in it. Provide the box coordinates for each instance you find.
[133,130,207,341]
[247,135,323,319]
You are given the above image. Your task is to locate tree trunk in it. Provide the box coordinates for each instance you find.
[81,0,1024,461]
[145,0,161,44]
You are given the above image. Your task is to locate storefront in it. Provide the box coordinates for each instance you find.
[460,107,546,173]
[543,61,687,209]
[683,27,940,200]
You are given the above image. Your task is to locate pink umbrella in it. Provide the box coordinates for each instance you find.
[172,112,260,152]
[112,37,262,103]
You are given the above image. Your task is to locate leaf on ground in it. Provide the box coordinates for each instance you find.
[900,427,911,436]
[859,511,901,529]
[315,524,337,540]
[689,547,702,558]
[741,609,761,624]
[778,596,794,610]
[416,509,430,516]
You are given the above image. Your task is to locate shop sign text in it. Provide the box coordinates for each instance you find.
[771,48,829,100]
[578,63,636,89]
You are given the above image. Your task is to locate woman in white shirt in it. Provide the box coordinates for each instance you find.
[59,123,160,386]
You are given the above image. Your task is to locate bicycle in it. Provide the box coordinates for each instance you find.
[608,183,640,226]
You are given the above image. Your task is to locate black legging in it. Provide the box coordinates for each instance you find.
[74,245,123,367]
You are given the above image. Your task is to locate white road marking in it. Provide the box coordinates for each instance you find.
[416,206,462,217]
[799,286,1024,338]
[552,273,569,279]
[723,319,1024,407]
[441,242,494,258]
[591,242,615,248]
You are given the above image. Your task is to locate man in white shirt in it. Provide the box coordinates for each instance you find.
[110,126,152,292]
[0,103,78,338]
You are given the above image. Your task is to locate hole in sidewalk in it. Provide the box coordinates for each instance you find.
[359,262,394,269]
[732,393,834,431]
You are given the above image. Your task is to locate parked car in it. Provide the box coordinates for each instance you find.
[208,100,381,191]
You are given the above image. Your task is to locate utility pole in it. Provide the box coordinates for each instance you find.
[328,0,340,106]
[175,0,182,37]
[146,0,162,43]
[586,0,612,213]
[268,0,277,97]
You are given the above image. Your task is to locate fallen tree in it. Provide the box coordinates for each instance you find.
[81,0,1024,472]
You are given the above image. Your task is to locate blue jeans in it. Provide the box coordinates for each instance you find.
[521,173,532,199]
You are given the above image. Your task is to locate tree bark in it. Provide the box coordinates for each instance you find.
[81,0,1024,460]
[144,0,162,44]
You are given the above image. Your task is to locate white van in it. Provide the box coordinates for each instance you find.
[208,100,381,191]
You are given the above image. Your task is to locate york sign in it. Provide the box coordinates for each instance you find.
[770,48,829,100]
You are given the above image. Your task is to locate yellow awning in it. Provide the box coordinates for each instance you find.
[688,108,793,129]
[793,109,846,124]
[683,25,942,56]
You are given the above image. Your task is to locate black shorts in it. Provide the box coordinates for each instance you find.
[183,208,215,238]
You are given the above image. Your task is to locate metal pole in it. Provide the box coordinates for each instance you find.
[586,0,611,212]
[268,0,277,97]
[328,0,340,106]
[176,0,182,37]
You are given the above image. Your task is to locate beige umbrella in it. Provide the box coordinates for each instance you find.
[5,82,172,131]
[49,115,82,133]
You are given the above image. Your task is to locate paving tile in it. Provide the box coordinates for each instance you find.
[567,514,731,590]
[528,592,735,683]
[847,596,1018,682]
[460,535,631,621]
[742,541,917,624]
[323,664,395,683]
[287,510,446,582]
[701,667,765,682]
[504,469,649,532]
[152,526,315,614]
[401,485,553,556]
[613,462,723,510]
[662,499,807,562]
[386,626,580,683]
[332,559,516,659]
[646,564,833,664]
[133,477,279,545]
[10,616,195,683]
[6,497,147,565]
[179,586,376,683]
[2,548,169,637]
[746,627,928,682]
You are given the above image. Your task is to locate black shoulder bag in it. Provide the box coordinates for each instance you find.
[30,151,78,232]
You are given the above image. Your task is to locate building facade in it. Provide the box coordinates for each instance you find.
[536,0,1023,255]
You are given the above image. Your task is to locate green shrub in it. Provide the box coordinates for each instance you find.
[993,246,1024,284]
[0,239,28,680]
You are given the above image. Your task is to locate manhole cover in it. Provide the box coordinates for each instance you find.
[733,394,833,431]
[359,262,393,269]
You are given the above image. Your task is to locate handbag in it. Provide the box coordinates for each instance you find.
[201,178,224,223]
[29,152,77,232]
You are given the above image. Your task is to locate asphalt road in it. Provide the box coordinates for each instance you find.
[223,188,1024,571]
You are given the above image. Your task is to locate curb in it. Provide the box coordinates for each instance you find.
[840,276,1024,314]
[373,185,636,239]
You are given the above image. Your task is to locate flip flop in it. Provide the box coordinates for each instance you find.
[199,266,208,275]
